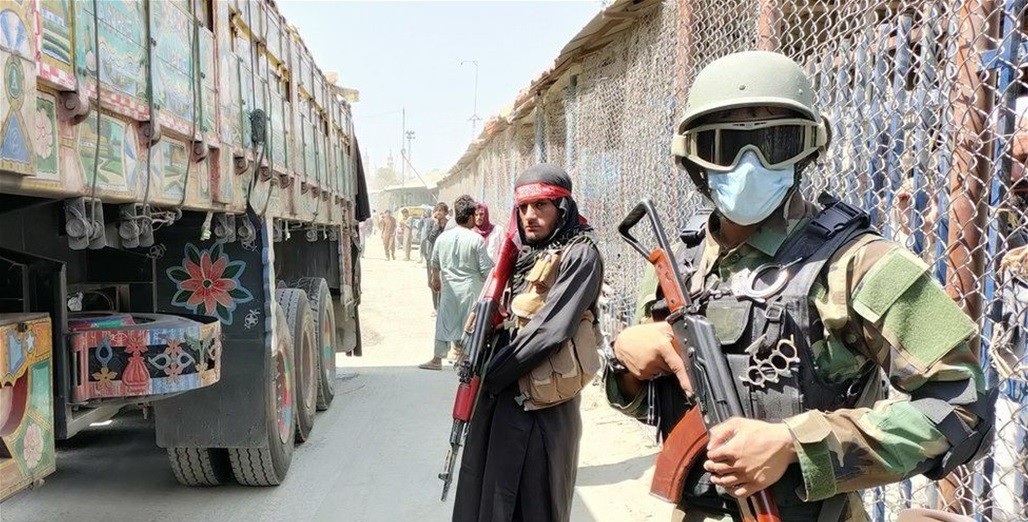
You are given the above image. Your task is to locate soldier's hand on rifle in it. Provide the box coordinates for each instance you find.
[612,322,692,393]
[703,417,797,499]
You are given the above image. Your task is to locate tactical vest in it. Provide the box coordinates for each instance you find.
[657,194,881,522]
[508,235,603,411]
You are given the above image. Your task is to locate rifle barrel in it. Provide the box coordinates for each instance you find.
[439,442,459,501]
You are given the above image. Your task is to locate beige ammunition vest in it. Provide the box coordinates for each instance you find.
[510,246,602,411]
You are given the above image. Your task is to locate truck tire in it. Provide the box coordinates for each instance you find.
[229,305,295,486]
[293,278,336,410]
[277,288,317,443]
[167,447,232,486]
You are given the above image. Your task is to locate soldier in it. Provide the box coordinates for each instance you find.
[605,51,996,522]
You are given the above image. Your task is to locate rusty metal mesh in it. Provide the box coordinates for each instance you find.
[439,1,1028,519]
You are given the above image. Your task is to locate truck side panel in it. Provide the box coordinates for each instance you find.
[152,210,275,449]
[0,314,56,502]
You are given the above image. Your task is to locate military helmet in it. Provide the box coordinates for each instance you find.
[673,51,828,167]
[671,51,830,197]
[678,51,823,130]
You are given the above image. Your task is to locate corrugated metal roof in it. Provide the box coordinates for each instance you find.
[442,0,659,185]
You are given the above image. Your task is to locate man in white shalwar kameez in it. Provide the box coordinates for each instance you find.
[418,195,494,370]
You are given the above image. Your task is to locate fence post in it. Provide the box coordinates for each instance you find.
[757,0,781,51]
[946,0,993,323]
[564,76,577,170]
[981,1,1026,520]
[943,0,998,514]
[910,5,945,259]
[675,0,694,103]
[867,23,892,229]
[534,95,546,164]
[886,14,914,249]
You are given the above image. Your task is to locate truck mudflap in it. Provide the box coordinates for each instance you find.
[0,314,56,501]
[67,313,222,403]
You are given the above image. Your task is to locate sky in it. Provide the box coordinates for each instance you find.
[276,0,604,186]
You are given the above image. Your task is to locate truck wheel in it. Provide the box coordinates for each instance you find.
[277,288,317,443]
[168,447,232,486]
[294,278,336,410]
[229,305,295,486]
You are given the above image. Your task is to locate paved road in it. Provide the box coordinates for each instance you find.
[1,237,665,522]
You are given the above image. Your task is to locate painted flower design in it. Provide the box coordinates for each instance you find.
[92,366,117,392]
[124,330,148,355]
[154,337,188,380]
[23,423,43,468]
[34,107,54,159]
[167,243,253,324]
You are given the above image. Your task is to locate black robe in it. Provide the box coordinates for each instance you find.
[452,241,603,522]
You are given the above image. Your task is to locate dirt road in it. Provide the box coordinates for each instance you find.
[1,237,667,522]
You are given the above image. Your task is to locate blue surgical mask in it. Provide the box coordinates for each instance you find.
[706,150,795,226]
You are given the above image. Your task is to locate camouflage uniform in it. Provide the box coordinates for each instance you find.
[606,192,988,521]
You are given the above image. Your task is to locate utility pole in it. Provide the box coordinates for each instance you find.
[400,107,406,187]
[460,59,480,138]
[405,130,416,184]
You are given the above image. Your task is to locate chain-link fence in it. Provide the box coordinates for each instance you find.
[438,1,1028,520]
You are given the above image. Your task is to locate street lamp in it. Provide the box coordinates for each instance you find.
[460,59,480,138]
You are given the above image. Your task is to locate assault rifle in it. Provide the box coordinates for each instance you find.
[438,228,518,501]
[618,199,781,522]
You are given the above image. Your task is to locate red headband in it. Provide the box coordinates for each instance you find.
[514,183,572,205]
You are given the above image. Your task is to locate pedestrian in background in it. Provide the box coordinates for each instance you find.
[419,196,492,371]
[380,210,397,260]
[358,219,367,257]
[424,202,450,315]
[473,203,503,263]
[399,208,413,261]
[418,212,431,263]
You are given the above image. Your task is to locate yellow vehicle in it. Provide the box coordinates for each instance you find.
[399,205,430,219]
[395,205,434,253]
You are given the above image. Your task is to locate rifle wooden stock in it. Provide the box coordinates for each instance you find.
[651,408,780,522]
[651,407,707,502]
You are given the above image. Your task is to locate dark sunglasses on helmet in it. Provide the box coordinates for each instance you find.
[672,118,825,170]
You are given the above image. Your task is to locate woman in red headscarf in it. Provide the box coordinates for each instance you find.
[473,204,503,263]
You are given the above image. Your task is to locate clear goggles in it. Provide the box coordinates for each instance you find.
[673,118,823,170]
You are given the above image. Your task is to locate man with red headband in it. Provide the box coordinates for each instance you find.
[452,164,605,522]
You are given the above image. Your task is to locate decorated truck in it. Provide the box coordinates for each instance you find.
[0,0,369,498]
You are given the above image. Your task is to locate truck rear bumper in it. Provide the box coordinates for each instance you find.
[67,313,222,403]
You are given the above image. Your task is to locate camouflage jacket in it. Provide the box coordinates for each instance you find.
[606,192,988,519]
